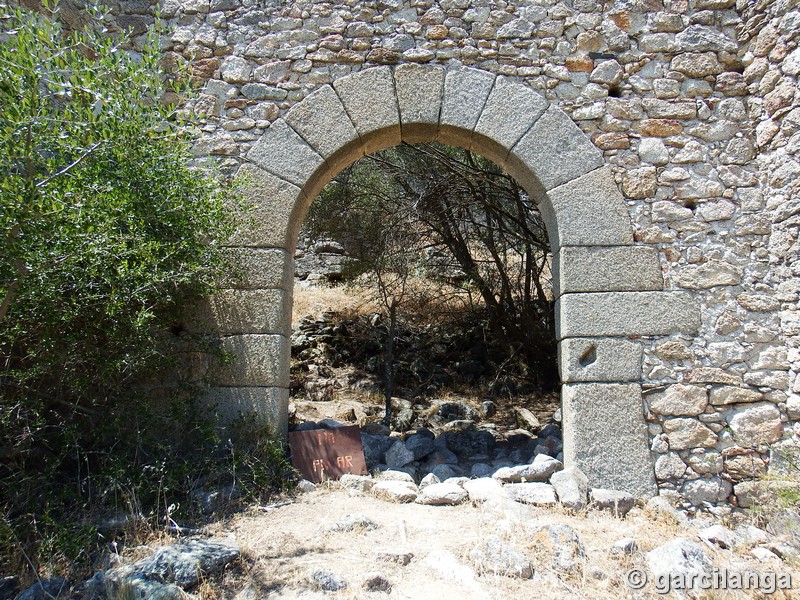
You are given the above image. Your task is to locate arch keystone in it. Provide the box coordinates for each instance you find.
[333,66,401,155]
[439,66,495,148]
[393,63,445,143]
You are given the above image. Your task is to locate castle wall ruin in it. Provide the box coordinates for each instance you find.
[110,0,799,503]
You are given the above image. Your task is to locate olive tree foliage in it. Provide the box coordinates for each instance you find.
[304,142,557,397]
[0,2,259,574]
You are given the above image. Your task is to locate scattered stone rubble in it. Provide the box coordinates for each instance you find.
[299,420,641,516]
[12,539,241,600]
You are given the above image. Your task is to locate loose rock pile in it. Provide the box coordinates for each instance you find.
[305,436,638,519]
[294,238,349,284]
[294,414,564,482]
[291,310,552,399]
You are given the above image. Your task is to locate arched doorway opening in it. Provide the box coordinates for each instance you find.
[207,64,702,497]
[291,140,560,468]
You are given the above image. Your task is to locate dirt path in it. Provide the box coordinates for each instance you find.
[208,484,798,600]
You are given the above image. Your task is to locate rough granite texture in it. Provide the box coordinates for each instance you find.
[97,0,798,505]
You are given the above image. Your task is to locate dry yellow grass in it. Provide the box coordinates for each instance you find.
[292,283,377,322]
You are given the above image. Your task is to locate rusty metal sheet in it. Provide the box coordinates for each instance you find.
[288,425,368,483]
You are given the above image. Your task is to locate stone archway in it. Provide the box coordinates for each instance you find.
[206,64,701,497]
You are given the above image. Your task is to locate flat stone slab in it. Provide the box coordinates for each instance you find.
[559,337,643,382]
[556,291,701,339]
[492,455,562,483]
[589,488,636,517]
[463,477,505,503]
[541,167,634,249]
[562,383,657,497]
[416,482,469,505]
[557,246,663,293]
[372,480,419,503]
[505,482,558,506]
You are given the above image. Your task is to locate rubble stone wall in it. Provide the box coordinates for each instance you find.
[94,0,798,505]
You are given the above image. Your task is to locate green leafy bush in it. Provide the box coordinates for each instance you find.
[0,3,292,580]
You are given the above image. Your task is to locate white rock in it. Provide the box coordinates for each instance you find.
[419,473,441,490]
[372,480,418,503]
[423,550,482,593]
[751,547,781,563]
[493,455,562,483]
[339,474,374,492]
[646,539,711,586]
[469,535,533,578]
[697,524,740,549]
[415,482,468,505]
[654,452,687,480]
[735,525,769,545]
[639,138,670,164]
[379,470,415,483]
[649,384,708,416]
[782,47,800,76]
[725,403,783,446]
[589,59,623,85]
[297,479,316,493]
[463,478,505,503]
[220,56,252,83]
[681,477,732,505]
[589,489,636,517]
[505,482,558,506]
[550,467,590,511]
[663,418,717,450]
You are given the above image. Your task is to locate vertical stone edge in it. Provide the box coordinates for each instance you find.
[562,383,658,497]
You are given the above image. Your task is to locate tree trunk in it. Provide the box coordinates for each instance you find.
[383,299,397,426]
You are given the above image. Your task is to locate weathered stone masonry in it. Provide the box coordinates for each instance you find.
[113,0,798,504]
